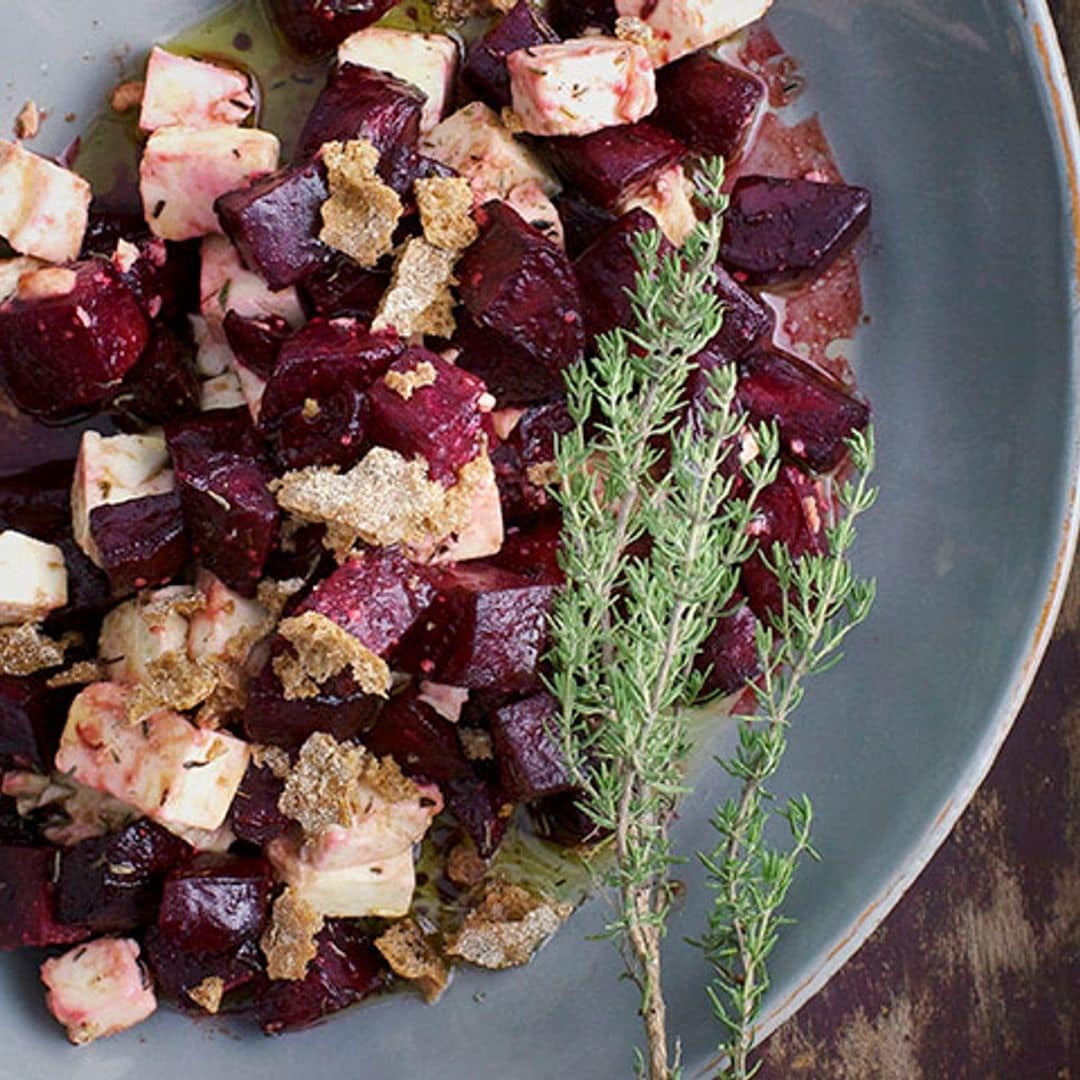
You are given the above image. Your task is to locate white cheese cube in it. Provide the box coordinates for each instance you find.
[338,28,458,133]
[432,459,504,563]
[140,125,280,241]
[0,141,91,263]
[617,164,697,245]
[71,431,175,567]
[615,0,773,66]
[505,179,565,250]
[199,235,304,336]
[55,681,250,832]
[188,569,269,666]
[199,369,247,412]
[268,838,416,918]
[0,530,67,625]
[417,680,469,723]
[507,38,656,137]
[139,46,255,132]
[98,585,196,684]
[41,938,157,1046]
[420,102,560,205]
[0,255,44,303]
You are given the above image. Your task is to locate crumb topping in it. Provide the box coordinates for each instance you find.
[374,918,448,1003]
[278,731,371,835]
[431,0,498,21]
[384,360,438,401]
[14,100,40,140]
[261,887,324,981]
[458,727,493,761]
[186,976,225,1014]
[251,743,292,779]
[126,652,218,724]
[499,107,526,135]
[372,237,458,339]
[414,177,478,252]
[110,80,144,113]
[446,840,488,887]
[274,610,391,699]
[525,461,559,487]
[46,659,105,689]
[615,15,655,47]
[0,623,69,676]
[319,139,402,268]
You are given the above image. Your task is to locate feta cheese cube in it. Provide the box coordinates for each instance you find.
[140,125,280,241]
[0,256,44,303]
[199,369,247,412]
[0,141,91,263]
[71,431,175,566]
[41,938,157,1045]
[507,38,656,137]
[505,178,565,250]
[139,46,255,132]
[417,680,469,723]
[615,0,773,66]
[431,458,505,563]
[188,569,269,666]
[199,235,304,336]
[617,163,697,245]
[338,28,458,133]
[420,102,560,205]
[0,530,67,625]
[98,586,197,684]
[55,681,250,832]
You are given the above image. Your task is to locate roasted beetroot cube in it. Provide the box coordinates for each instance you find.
[554,192,617,258]
[693,601,760,698]
[166,406,263,461]
[574,208,671,347]
[738,348,869,472]
[722,176,872,286]
[158,853,273,954]
[223,311,292,381]
[264,520,331,583]
[656,54,765,163]
[464,0,559,108]
[545,0,615,37]
[257,918,386,1033]
[243,652,384,749]
[0,844,90,949]
[44,536,113,633]
[297,63,423,167]
[0,261,149,418]
[491,517,564,584]
[145,926,263,1007]
[741,465,829,619]
[458,202,585,382]
[112,325,200,428]
[259,318,402,470]
[529,790,604,846]
[216,160,331,291]
[0,675,59,770]
[492,692,572,802]
[56,818,192,932]
[229,762,293,847]
[709,265,775,360]
[88,491,187,594]
[444,775,510,858]
[454,313,564,406]
[492,400,572,521]
[0,461,72,540]
[299,253,391,319]
[547,122,687,210]
[366,350,488,485]
[268,0,397,57]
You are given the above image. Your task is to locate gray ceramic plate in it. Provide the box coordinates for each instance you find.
[2,1,1079,1077]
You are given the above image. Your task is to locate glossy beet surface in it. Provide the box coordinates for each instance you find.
[299,254,391,319]
[0,676,58,770]
[693,601,761,698]
[492,400,572,521]
[0,845,90,949]
[444,774,510,858]
[710,266,776,359]
[267,0,398,57]
[464,0,559,109]
[453,313,564,406]
[545,0,615,38]
[223,311,292,381]
[553,192,617,259]
[89,490,187,593]
[228,762,292,847]
[491,692,572,802]
[145,927,263,1007]
[491,517,564,584]
[722,175,872,286]
[112,325,200,428]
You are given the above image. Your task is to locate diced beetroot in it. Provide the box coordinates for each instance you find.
[0,675,59,770]
[721,176,872,286]
[554,192,617,258]
[243,652,384,749]
[56,818,193,932]
[453,313,564,406]
[457,201,585,386]
[299,253,391,319]
[44,536,113,633]
[737,348,870,472]
[0,261,150,418]
[491,399,572,521]
[88,491,187,593]
[573,207,670,347]
[490,517,564,584]
[545,0,616,38]
[158,853,273,954]
[547,123,687,210]
[256,918,387,1033]
[259,318,403,470]
[0,844,90,950]
[228,762,293,847]
[741,464,829,619]
[443,775,510,858]
[264,520,331,584]
[215,160,330,291]
[366,350,488,485]
[464,0,560,109]
[0,462,72,540]
[709,265,775,360]
[145,926,263,1008]
[223,311,292,381]
[0,795,39,845]
[166,406,263,460]
[296,63,423,168]
[529,790,604,846]
[268,0,398,57]
[656,54,766,163]
[491,691,572,802]
[693,601,760,698]
[111,325,200,429]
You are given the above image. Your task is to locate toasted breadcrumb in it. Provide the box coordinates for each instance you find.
[445,880,572,970]
[0,624,69,676]
[274,610,391,699]
[432,0,497,20]
[384,360,438,401]
[499,107,525,135]
[14,100,40,140]
[375,919,449,1003]
[251,743,292,779]
[615,14,655,47]
[256,577,305,619]
[111,80,144,113]
[186,976,225,1014]
[458,727,493,761]
[372,237,458,339]
[278,731,369,835]
[126,652,219,724]
[446,840,487,887]
[525,461,559,487]
[415,177,478,252]
[261,887,324,981]
[319,139,402,268]
[46,659,105,689]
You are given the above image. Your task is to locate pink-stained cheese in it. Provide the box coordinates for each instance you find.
[139,46,255,132]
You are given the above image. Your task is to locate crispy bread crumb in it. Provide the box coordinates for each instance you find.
[319,139,402,268]
[251,743,292,779]
[261,887,324,981]
[278,731,370,835]
[372,237,458,339]
[414,177,478,252]
[126,652,218,724]
[384,360,438,401]
[458,727,493,761]
[46,659,105,689]
[14,100,40,140]
[432,0,497,20]
[274,610,391,699]
[446,840,487,887]
[499,107,525,135]
[0,623,68,676]
[186,976,225,1014]
[375,918,448,1003]
[525,461,559,487]
[111,80,144,113]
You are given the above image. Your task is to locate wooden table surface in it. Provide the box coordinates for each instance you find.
[756,5,1080,1076]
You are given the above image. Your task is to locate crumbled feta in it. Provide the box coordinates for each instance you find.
[0,140,91,263]
[139,46,255,132]
[0,255,44,303]
[199,235,304,335]
[199,369,247,411]
[98,586,197,685]
[140,125,280,241]
[420,101,559,205]
[188,569,272,668]
[507,38,656,137]
[41,938,157,1045]
[338,28,458,133]
[15,265,78,300]
[505,179,565,250]
[614,0,772,65]
[617,163,697,245]
[418,680,469,724]
[71,431,175,567]
[0,531,67,625]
